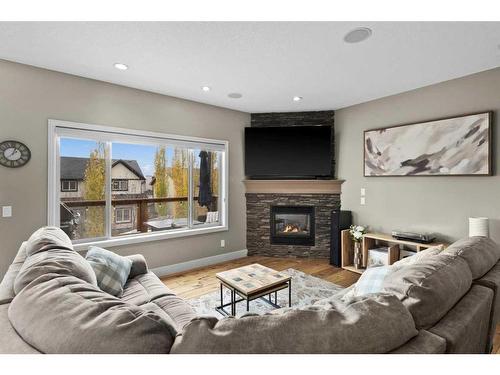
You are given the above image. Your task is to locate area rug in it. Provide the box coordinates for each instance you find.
[188,268,344,317]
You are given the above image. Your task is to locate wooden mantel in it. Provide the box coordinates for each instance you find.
[243,179,344,194]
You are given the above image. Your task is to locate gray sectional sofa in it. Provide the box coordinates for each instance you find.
[0,227,499,354]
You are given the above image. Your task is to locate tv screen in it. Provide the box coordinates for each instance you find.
[245,126,332,178]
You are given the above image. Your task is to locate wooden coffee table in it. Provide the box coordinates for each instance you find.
[215,263,292,316]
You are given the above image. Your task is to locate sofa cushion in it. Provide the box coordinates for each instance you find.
[171,294,417,354]
[442,237,500,279]
[126,254,149,278]
[25,226,73,257]
[0,304,41,354]
[14,248,97,295]
[429,284,493,353]
[8,274,176,354]
[0,242,28,304]
[474,261,500,352]
[382,253,472,329]
[393,245,443,267]
[86,246,132,297]
[389,330,446,354]
[121,271,175,306]
[151,294,197,331]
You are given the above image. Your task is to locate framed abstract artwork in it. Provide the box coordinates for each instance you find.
[364,111,493,176]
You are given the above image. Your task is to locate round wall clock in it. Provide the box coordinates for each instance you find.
[0,140,31,168]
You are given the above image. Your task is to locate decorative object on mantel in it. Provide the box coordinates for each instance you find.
[349,225,367,269]
[364,111,492,176]
[469,217,489,237]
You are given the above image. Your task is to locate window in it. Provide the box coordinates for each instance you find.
[112,179,128,191]
[48,120,228,249]
[115,207,132,224]
[61,180,78,192]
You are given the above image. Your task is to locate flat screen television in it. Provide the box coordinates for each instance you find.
[245,125,332,179]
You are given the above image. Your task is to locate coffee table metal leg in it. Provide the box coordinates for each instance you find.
[289,280,292,307]
[220,283,223,307]
[231,289,235,316]
[246,298,249,312]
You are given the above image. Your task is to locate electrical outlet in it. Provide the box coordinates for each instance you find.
[360,188,366,196]
[360,197,366,205]
[2,206,12,217]
[220,239,225,248]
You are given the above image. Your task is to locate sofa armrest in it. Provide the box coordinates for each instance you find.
[126,254,148,278]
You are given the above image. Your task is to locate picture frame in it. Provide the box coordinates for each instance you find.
[363,111,493,177]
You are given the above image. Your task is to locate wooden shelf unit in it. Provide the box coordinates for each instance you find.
[341,230,447,274]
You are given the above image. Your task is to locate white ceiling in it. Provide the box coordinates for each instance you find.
[1,22,500,113]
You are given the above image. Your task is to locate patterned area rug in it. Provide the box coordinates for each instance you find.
[188,268,344,317]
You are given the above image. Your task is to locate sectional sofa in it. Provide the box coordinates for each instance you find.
[0,227,499,354]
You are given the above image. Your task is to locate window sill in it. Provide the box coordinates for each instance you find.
[73,224,228,252]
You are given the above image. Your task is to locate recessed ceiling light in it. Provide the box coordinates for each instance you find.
[228,93,242,99]
[293,96,303,102]
[201,86,211,92]
[344,27,372,44]
[113,63,128,71]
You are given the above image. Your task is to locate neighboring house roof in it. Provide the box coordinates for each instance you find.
[60,157,146,180]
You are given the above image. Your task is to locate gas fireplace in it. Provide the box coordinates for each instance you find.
[270,206,315,246]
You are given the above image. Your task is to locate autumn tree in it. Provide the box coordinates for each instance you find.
[171,148,189,218]
[83,143,106,238]
[153,146,169,217]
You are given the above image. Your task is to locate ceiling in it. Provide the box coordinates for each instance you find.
[1,22,499,113]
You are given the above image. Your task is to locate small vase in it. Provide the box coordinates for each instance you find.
[353,242,363,269]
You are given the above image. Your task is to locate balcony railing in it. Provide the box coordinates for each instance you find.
[61,196,218,234]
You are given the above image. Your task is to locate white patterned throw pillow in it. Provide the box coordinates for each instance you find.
[85,246,132,297]
[352,265,392,297]
[341,265,394,301]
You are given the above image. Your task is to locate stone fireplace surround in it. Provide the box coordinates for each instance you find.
[245,180,343,258]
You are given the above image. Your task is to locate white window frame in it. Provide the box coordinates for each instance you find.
[48,119,229,251]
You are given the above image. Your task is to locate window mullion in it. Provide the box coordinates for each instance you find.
[105,141,112,239]
[187,149,194,229]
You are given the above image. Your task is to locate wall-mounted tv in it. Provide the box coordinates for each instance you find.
[244,125,332,179]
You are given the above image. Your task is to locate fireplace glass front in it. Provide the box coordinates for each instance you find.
[270,206,315,245]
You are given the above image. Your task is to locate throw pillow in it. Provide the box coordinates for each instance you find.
[349,265,392,298]
[85,246,132,297]
[393,245,444,267]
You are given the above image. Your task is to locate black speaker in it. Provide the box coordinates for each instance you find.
[330,210,352,267]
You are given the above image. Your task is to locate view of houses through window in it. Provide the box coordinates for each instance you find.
[56,129,224,243]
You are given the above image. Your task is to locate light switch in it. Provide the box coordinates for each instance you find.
[220,239,226,248]
[360,188,366,196]
[2,206,12,217]
[360,197,366,205]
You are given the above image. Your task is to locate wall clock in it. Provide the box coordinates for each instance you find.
[0,140,31,168]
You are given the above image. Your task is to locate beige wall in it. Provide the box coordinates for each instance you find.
[0,59,249,277]
[336,67,500,244]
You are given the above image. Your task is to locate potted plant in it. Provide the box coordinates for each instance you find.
[349,225,367,269]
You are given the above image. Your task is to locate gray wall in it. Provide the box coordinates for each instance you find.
[336,67,500,243]
[0,59,249,277]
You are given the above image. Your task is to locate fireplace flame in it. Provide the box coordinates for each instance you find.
[283,224,301,233]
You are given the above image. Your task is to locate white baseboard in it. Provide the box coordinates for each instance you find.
[151,249,248,278]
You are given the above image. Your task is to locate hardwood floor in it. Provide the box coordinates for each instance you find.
[161,256,359,299]
[161,255,499,354]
